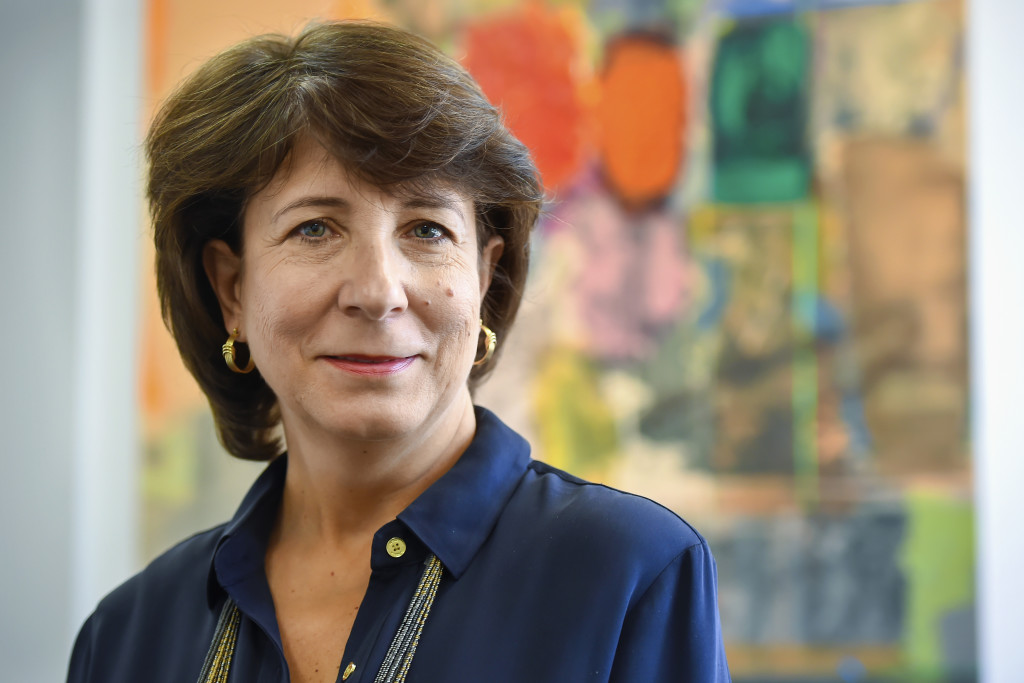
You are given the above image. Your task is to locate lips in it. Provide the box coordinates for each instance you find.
[322,354,417,376]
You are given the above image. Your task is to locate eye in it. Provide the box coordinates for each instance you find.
[297,220,328,239]
[411,222,446,240]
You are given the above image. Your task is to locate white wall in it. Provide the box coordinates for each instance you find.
[70,0,144,633]
[968,0,1024,681]
[0,0,142,679]
[0,1,84,679]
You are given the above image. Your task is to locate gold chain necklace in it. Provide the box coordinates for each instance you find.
[198,555,443,683]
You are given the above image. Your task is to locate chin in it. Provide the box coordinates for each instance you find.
[326,411,422,443]
[281,380,473,448]
[325,397,452,444]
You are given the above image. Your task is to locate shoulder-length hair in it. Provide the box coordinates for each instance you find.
[147,21,542,461]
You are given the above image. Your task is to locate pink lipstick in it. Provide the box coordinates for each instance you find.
[323,355,416,376]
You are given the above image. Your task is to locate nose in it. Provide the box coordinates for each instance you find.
[337,239,408,320]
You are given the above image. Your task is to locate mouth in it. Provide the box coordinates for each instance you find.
[322,354,417,376]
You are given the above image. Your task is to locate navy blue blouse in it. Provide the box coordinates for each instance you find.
[67,407,730,682]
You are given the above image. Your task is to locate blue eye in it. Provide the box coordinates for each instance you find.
[411,223,444,240]
[298,220,328,238]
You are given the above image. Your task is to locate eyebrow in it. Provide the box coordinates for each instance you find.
[399,196,467,222]
[271,196,350,223]
[270,194,467,224]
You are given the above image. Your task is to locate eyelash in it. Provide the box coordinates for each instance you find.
[291,219,452,245]
[409,222,450,241]
[295,219,331,244]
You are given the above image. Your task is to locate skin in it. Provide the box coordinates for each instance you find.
[203,135,504,683]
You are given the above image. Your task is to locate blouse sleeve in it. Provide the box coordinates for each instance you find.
[609,541,731,682]
[66,614,95,683]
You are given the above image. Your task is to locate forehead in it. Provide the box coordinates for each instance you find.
[253,135,473,212]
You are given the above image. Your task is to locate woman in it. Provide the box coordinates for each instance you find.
[68,21,730,683]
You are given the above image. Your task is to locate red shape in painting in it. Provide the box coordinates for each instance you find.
[462,5,587,193]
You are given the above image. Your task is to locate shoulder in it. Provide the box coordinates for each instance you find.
[496,460,710,595]
[81,524,224,647]
[522,459,706,553]
[69,525,227,681]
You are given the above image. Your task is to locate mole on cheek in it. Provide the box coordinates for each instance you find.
[446,288,454,297]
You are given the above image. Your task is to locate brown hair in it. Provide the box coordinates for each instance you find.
[147,21,542,461]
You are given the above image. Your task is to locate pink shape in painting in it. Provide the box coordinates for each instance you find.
[559,193,691,361]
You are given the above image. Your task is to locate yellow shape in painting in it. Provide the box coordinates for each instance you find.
[688,205,718,247]
[143,416,200,506]
[533,347,619,479]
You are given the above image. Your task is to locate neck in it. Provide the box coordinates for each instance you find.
[273,393,477,549]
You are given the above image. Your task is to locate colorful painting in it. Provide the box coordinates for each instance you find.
[141,0,972,680]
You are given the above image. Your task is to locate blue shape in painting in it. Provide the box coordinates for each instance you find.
[716,0,915,18]
[697,258,732,330]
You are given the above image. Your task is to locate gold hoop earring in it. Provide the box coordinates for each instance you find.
[222,328,255,374]
[473,320,497,366]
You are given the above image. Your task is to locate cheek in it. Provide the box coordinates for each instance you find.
[425,276,483,363]
[457,300,486,363]
[426,263,482,315]
[432,300,479,353]
[242,268,319,354]
[431,315,480,392]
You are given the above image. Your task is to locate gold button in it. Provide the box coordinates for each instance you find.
[386,537,407,558]
[342,662,357,680]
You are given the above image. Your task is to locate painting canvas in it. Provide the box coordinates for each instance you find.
[140,0,971,679]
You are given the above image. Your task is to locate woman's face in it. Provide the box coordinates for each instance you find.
[204,136,503,445]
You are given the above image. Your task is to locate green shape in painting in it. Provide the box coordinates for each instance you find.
[791,202,819,505]
[533,347,619,478]
[711,18,810,203]
[900,491,975,678]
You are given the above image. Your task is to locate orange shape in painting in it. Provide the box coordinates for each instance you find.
[597,36,687,206]
[463,5,588,193]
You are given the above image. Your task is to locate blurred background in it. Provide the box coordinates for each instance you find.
[1,0,1021,680]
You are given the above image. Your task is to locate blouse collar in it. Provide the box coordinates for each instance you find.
[207,406,532,607]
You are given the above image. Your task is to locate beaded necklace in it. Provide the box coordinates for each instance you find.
[198,555,444,683]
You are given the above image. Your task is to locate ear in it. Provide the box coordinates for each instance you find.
[478,234,505,298]
[202,239,245,337]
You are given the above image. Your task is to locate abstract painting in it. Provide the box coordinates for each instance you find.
[141,0,971,679]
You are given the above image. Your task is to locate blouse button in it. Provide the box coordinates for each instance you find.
[386,537,407,558]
